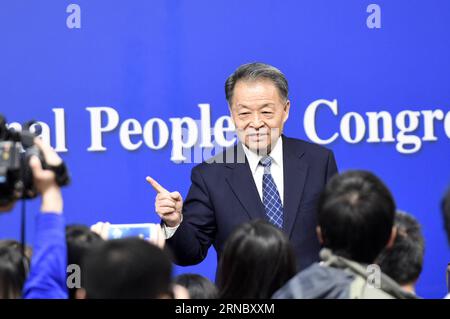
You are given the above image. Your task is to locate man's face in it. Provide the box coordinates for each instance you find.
[230,80,290,154]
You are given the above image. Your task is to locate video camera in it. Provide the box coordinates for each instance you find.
[0,114,70,207]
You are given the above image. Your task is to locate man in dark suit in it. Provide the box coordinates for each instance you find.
[147,63,338,271]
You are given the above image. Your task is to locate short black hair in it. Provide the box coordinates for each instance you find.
[0,240,30,298]
[66,225,104,299]
[442,187,450,245]
[225,63,289,105]
[318,170,396,264]
[217,220,296,299]
[376,211,424,286]
[81,238,172,299]
[174,273,218,299]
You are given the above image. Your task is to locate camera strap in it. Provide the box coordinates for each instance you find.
[21,199,26,257]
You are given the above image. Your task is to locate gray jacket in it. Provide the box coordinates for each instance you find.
[273,249,417,299]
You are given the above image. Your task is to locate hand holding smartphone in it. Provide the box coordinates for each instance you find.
[91,222,165,249]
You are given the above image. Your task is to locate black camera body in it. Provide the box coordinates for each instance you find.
[0,115,69,207]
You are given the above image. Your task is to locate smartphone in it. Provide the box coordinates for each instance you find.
[107,223,158,240]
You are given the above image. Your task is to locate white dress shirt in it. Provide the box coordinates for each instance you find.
[163,136,285,239]
[241,136,284,206]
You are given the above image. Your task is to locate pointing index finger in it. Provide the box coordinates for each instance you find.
[146,176,169,194]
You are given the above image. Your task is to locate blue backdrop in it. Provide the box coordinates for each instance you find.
[1,1,449,298]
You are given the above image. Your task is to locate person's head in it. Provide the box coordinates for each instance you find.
[78,238,172,299]
[173,274,218,299]
[217,219,296,299]
[66,224,104,299]
[442,187,450,244]
[376,211,424,293]
[317,170,396,264]
[225,63,290,154]
[0,240,31,299]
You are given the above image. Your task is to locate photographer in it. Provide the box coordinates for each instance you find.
[0,135,68,298]
[20,138,68,298]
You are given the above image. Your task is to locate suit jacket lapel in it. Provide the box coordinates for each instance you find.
[282,136,308,238]
[225,143,266,221]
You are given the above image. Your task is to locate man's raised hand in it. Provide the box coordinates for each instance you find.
[146,176,183,228]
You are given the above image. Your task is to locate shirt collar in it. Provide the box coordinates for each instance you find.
[241,136,283,174]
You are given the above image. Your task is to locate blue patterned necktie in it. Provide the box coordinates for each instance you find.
[260,156,284,228]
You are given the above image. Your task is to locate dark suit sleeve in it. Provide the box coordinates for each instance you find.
[166,165,216,266]
[325,150,338,183]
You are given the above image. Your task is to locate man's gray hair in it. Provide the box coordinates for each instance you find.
[225,63,289,106]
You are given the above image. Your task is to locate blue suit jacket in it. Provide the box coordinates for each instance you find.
[167,135,338,271]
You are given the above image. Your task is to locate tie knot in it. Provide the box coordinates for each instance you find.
[260,156,273,168]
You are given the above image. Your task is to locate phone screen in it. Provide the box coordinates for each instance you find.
[107,223,155,240]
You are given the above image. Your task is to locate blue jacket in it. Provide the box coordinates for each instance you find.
[23,212,68,299]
